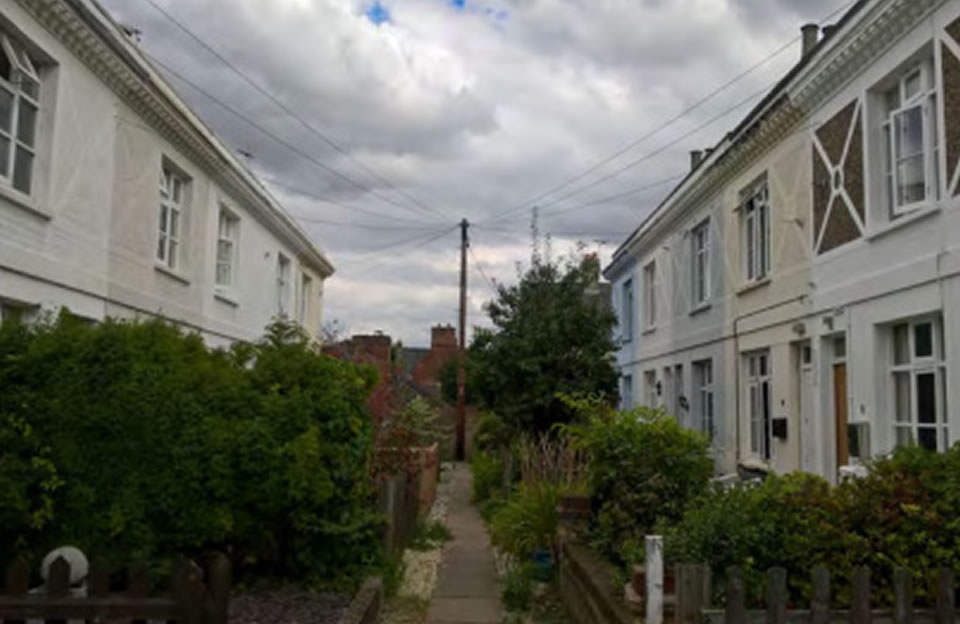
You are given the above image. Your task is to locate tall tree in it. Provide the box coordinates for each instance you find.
[462,250,619,433]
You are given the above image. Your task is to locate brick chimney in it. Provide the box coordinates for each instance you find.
[431,325,457,351]
[801,24,820,57]
[690,150,704,172]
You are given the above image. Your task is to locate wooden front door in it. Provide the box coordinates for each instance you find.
[833,363,849,469]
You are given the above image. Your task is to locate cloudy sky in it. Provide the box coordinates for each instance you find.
[101,0,846,346]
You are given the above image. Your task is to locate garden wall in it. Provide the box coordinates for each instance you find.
[558,542,634,624]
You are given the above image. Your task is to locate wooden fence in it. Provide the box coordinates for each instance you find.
[0,553,230,624]
[675,564,960,624]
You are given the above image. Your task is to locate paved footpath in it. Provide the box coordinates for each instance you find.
[426,463,503,624]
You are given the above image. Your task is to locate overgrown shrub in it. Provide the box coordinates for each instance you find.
[471,451,504,503]
[0,315,380,586]
[666,446,960,607]
[501,561,535,612]
[560,395,712,564]
[490,482,562,560]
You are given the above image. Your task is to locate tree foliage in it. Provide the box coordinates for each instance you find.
[0,314,381,586]
[452,253,619,433]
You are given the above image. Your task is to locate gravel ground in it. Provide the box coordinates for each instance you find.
[382,463,454,624]
[229,589,350,624]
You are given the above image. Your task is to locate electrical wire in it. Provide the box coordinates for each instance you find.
[138,0,445,221]
[484,79,773,224]
[483,0,856,224]
[143,51,448,225]
[468,244,499,298]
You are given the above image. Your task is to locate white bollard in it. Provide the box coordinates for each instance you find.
[645,535,663,624]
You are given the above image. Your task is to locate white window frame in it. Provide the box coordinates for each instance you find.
[215,207,239,288]
[0,33,40,196]
[298,272,313,323]
[881,60,939,218]
[891,316,948,452]
[741,179,770,284]
[745,350,772,461]
[693,359,715,442]
[691,218,711,307]
[157,167,186,270]
[643,261,656,330]
[644,370,657,408]
[276,253,291,317]
[621,278,634,342]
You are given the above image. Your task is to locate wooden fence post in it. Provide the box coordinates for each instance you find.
[676,564,707,624]
[6,559,28,624]
[893,567,913,624]
[809,565,830,624]
[935,568,955,624]
[726,566,746,624]
[766,567,787,624]
[87,559,110,597]
[173,558,204,624]
[645,536,664,624]
[205,553,231,624]
[851,566,871,624]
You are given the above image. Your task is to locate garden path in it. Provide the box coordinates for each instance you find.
[425,463,502,624]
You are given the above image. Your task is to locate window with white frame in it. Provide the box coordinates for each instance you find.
[157,167,187,270]
[891,316,947,452]
[298,273,313,323]
[276,254,291,316]
[881,60,939,217]
[745,350,772,461]
[621,374,633,411]
[621,278,634,341]
[644,370,657,408]
[693,359,714,441]
[643,261,656,329]
[215,208,239,287]
[0,33,39,195]
[691,219,711,307]
[741,178,770,283]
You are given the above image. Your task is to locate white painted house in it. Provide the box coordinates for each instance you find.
[606,0,960,481]
[0,0,334,348]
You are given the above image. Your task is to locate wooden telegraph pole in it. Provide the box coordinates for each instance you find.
[456,218,469,461]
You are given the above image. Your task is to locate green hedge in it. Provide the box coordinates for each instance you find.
[560,397,713,565]
[0,315,381,586]
[666,446,960,607]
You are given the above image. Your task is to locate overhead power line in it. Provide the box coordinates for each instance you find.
[340,226,459,279]
[260,175,445,227]
[485,0,856,224]
[468,244,498,298]
[139,0,444,221]
[143,51,447,225]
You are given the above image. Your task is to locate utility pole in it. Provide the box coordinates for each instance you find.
[456,218,469,461]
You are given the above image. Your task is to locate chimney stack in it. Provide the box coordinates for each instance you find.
[801,23,819,57]
[690,150,704,172]
[822,24,838,39]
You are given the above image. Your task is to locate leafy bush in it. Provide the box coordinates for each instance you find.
[561,396,712,564]
[490,482,562,560]
[471,451,505,503]
[0,315,380,586]
[410,520,452,551]
[473,410,513,453]
[666,446,960,607]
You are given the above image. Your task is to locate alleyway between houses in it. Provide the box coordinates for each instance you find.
[425,464,503,624]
